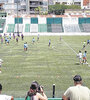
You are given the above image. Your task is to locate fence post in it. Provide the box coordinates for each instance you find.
[52,84,55,98]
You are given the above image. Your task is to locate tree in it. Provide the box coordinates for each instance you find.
[34,7,41,15]
[48,4,81,15]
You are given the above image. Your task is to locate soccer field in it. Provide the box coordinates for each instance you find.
[0,36,90,98]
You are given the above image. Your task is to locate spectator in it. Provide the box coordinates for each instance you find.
[25,81,47,100]
[62,75,90,100]
[0,84,14,100]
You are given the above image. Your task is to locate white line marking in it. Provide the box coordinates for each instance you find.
[62,39,78,55]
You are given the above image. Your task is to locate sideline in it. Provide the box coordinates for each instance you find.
[62,39,78,55]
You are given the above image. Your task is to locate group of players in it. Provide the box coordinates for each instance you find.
[77,39,90,65]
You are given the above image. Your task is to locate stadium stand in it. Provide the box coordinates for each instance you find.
[31,18,38,24]
[38,24,47,32]
[47,18,63,33]
[25,24,30,32]
[30,24,38,33]
[15,18,23,24]
[7,24,15,33]
[63,17,81,32]
[82,24,90,32]
[38,17,46,24]
[79,18,90,32]
[0,18,6,33]
[1,16,90,33]
[47,24,52,32]
[51,24,63,33]
[14,24,23,33]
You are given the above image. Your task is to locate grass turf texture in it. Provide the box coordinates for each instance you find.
[0,36,90,98]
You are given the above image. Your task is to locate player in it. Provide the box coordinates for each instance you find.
[9,33,11,39]
[48,39,51,47]
[6,38,9,45]
[21,33,24,40]
[32,37,35,44]
[0,59,3,73]
[16,37,18,43]
[77,51,82,63]
[83,41,86,49]
[37,34,39,41]
[60,36,62,41]
[24,42,28,51]
[82,51,88,64]
[1,38,3,44]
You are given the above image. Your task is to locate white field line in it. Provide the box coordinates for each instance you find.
[62,39,78,55]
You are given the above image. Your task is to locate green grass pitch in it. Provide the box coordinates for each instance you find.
[0,36,90,98]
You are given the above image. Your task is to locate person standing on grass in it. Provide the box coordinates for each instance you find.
[24,42,28,51]
[0,59,3,73]
[0,84,14,100]
[6,38,9,45]
[1,38,3,44]
[16,37,18,43]
[48,39,51,47]
[37,34,39,42]
[13,33,15,39]
[32,37,35,44]
[78,50,82,63]
[5,37,7,44]
[21,33,24,40]
[82,51,88,64]
[62,75,90,100]
[9,33,11,39]
[82,41,86,49]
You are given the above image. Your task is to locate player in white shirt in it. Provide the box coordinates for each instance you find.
[0,59,3,73]
[78,51,82,63]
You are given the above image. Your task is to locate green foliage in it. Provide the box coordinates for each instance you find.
[35,7,41,15]
[48,4,81,14]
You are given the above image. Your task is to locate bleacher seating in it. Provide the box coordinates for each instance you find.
[63,24,81,32]
[38,24,47,32]
[82,24,90,32]
[0,17,90,33]
[47,24,52,32]
[79,18,90,32]
[7,24,15,33]
[25,24,30,32]
[14,24,23,33]
[30,24,38,33]
[51,24,63,33]
[0,19,6,33]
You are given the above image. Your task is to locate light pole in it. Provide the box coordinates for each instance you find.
[17,0,19,36]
